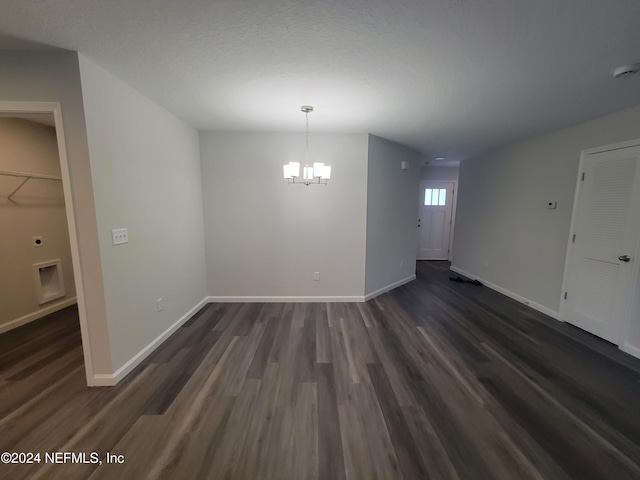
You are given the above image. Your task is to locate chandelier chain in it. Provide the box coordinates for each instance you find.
[305,110,309,168]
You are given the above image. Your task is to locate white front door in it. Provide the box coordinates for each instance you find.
[563,144,640,344]
[417,181,454,260]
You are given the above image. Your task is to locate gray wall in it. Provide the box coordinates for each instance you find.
[453,103,640,317]
[78,56,207,373]
[0,51,112,377]
[365,135,421,296]
[421,165,459,182]
[0,118,76,331]
[200,131,369,299]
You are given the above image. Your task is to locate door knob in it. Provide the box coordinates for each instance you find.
[619,255,631,262]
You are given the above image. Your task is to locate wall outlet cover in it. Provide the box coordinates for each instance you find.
[112,228,129,245]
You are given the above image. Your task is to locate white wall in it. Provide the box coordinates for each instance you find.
[453,103,640,320]
[0,51,112,378]
[78,56,207,374]
[420,165,459,182]
[200,132,369,299]
[365,135,420,297]
[0,118,76,331]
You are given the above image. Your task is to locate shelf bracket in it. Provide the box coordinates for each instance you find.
[7,176,32,201]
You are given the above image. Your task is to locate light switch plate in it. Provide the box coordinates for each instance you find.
[112,228,129,245]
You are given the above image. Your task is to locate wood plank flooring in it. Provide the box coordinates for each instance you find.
[2,261,640,479]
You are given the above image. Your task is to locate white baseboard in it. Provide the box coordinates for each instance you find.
[91,297,209,387]
[206,295,365,303]
[206,277,417,305]
[0,297,78,334]
[620,342,640,360]
[364,275,416,302]
[450,267,559,320]
[91,373,117,387]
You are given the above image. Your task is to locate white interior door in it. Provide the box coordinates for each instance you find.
[417,181,454,260]
[563,144,640,344]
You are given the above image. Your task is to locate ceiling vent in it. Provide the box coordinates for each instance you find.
[612,63,640,79]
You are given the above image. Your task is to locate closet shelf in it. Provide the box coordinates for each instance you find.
[0,169,63,200]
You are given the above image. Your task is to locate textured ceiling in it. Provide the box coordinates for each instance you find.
[1,0,640,162]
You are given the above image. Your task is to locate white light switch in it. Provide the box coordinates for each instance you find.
[112,228,129,245]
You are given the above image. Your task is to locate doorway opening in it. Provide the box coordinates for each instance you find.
[0,102,93,384]
[417,180,457,260]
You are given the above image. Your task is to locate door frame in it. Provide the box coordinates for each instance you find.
[560,138,640,351]
[0,101,94,384]
[417,180,458,261]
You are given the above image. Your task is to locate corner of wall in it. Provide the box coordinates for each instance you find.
[364,135,420,297]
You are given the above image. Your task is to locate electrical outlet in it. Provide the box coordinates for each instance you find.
[313,272,320,281]
[32,236,43,247]
[157,298,164,312]
[112,228,128,245]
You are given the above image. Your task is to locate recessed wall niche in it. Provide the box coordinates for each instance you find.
[32,259,66,305]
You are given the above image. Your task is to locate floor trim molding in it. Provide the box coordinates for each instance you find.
[364,275,416,302]
[92,297,209,386]
[450,266,559,319]
[206,295,366,303]
[620,342,640,360]
[0,297,78,335]
[206,277,417,305]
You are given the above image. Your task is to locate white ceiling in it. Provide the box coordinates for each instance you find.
[1,0,639,162]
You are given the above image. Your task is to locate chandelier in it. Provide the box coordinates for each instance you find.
[283,105,331,186]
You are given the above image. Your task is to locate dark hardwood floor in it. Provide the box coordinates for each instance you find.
[2,261,640,479]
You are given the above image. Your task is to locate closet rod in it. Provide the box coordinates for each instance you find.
[0,169,63,200]
[0,169,62,181]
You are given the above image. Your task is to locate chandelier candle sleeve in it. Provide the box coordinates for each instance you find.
[283,106,331,186]
[303,166,314,180]
[313,162,331,179]
[283,162,300,178]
